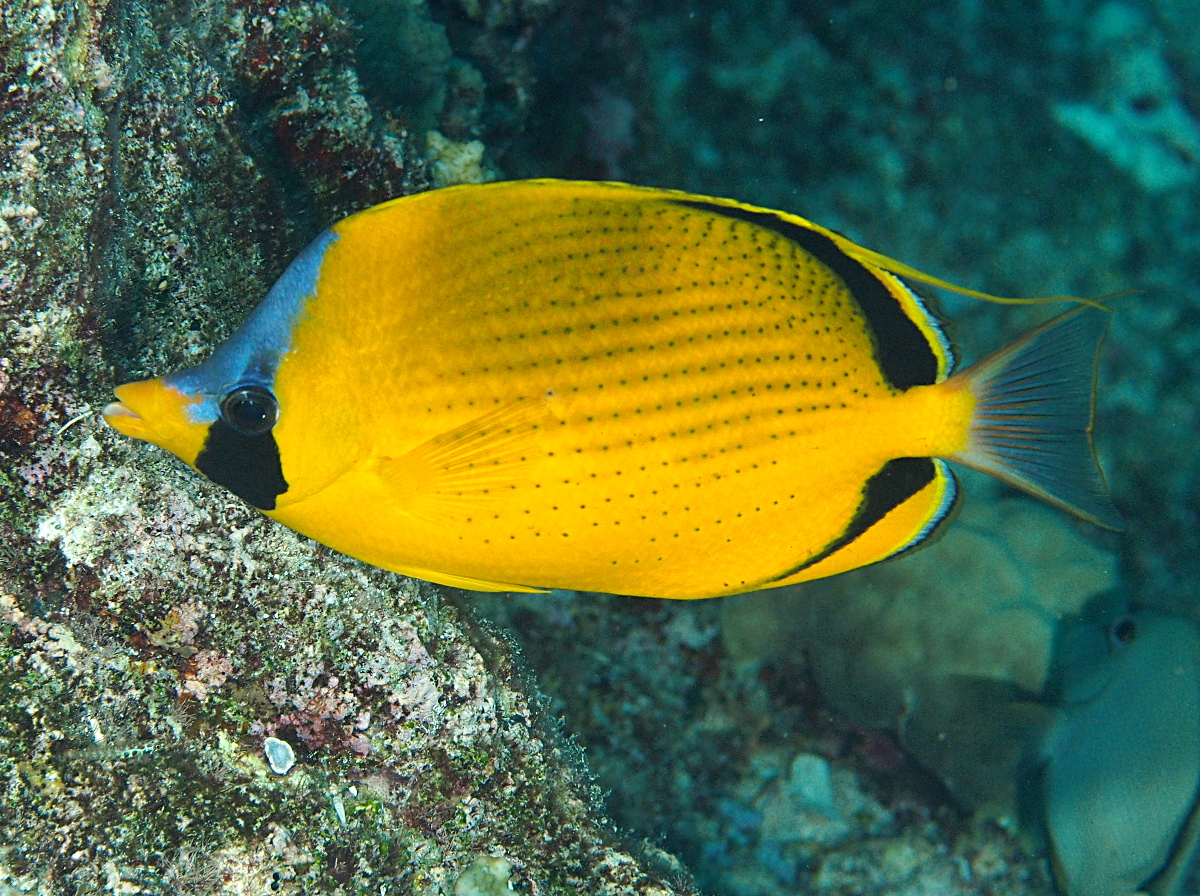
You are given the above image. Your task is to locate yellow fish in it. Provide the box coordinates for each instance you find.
[103,180,1119,598]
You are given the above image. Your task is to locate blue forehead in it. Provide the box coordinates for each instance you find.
[165,229,338,423]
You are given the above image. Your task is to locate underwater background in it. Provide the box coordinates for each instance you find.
[1,0,1198,893]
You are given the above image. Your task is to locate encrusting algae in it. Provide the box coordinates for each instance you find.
[104,179,1119,598]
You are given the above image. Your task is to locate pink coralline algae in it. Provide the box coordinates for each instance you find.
[179,648,234,701]
[260,662,370,755]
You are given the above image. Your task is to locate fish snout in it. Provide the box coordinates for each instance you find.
[100,380,164,442]
[101,399,140,428]
[101,378,210,465]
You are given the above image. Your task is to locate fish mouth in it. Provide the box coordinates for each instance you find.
[100,378,212,461]
[101,397,149,440]
[101,383,159,441]
[102,401,140,422]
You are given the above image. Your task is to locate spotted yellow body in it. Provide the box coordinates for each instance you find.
[104,180,1118,598]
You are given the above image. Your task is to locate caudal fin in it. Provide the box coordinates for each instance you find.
[952,307,1122,529]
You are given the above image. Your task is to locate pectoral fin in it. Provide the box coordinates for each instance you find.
[371,397,556,522]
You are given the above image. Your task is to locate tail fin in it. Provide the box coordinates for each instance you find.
[952,307,1122,529]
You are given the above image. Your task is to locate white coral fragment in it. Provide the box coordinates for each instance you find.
[1053,0,1200,193]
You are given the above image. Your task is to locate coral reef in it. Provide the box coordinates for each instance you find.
[8,486,688,892]
[0,0,692,892]
[1052,0,1200,193]
[475,577,1059,896]
[723,494,1115,815]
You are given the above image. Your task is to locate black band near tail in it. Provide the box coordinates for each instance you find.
[196,419,288,510]
[766,456,937,584]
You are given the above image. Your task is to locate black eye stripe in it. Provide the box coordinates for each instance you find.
[196,419,288,510]
[200,385,287,509]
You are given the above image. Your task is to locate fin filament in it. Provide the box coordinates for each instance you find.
[833,237,1111,309]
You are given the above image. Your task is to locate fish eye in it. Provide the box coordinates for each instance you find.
[219,385,278,436]
[1110,615,1138,647]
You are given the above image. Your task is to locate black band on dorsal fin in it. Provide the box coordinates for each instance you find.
[670,199,939,389]
[766,456,939,584]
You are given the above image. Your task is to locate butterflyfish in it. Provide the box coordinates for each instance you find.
[103,179,1120,598]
